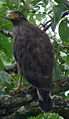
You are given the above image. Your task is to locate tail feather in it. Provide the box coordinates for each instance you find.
[37,89,52,112]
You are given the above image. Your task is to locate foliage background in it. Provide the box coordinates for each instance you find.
[0,0,69,118]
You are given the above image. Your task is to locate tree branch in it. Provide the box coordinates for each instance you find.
[61,45,69,49]
[0,28,12,38]
[0,87,69,119]
[52,77,69,94]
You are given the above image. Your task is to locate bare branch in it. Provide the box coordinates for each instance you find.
[40,20,52,31]
[61,45,69,49]
[43,22,52,31]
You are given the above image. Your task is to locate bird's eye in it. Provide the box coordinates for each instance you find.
[13,14,19,17]
[9,13,19,19]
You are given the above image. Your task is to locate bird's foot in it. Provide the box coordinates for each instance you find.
[10,85,33,94]
[10,86,25,94]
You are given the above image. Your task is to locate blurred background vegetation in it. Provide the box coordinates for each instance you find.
[0,0,69,119]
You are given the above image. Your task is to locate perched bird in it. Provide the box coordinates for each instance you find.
[6,10,54,112]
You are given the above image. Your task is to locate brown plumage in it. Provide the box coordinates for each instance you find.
[6,10,54,112]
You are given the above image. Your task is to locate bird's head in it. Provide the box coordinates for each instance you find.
[6,10,26,25]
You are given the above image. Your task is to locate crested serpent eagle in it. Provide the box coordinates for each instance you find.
[6,10,54,112]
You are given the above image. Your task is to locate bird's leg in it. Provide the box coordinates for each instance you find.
[10,63,24,93]
[18,75,22,88]
[15,76,24,92]
[15,63,24,91]
[10,75,24,93]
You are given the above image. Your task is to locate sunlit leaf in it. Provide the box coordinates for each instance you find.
[59,18,69,42]
[28,113,64,119]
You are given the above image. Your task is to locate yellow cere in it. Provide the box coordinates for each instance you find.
[9,13,19,19]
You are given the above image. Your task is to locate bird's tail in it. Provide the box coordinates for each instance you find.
[36,89,52,113]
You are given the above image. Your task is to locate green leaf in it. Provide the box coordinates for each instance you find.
[28,113,64,119]
[0,36,13,59]
[55,0,69,10]
[53,63,62,81]
[0,58,4,69]
[52,1,67,31]
[59,18,69,43]
[66,55,69,65]
[54,0,64,4]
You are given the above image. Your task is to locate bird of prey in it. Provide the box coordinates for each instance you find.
[6,10,54,112]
